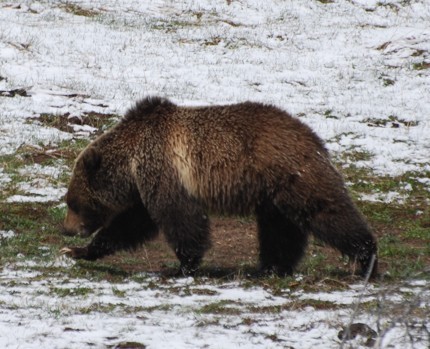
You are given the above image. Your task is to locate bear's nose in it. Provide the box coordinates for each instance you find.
[61,226,77,236]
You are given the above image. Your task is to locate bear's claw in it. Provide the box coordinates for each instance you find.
[60,247,73,255]
[60,246,90,259]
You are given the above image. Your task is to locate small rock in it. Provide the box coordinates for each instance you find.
[114,342,146,349]
[338,323,377,347]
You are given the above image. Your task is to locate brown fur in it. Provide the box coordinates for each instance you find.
[62,96,378,277]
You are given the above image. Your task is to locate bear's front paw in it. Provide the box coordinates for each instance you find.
[60,246,93,260]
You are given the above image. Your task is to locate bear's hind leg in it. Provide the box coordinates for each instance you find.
[309,200,378,278]
[256,203,308,276]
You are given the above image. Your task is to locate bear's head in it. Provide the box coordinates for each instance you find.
[62,145,129,237]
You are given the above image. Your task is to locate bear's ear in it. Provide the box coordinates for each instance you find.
[82,146,102,174]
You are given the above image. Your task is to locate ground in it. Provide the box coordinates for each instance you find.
[106,217,348,276]
[0,1,429,348]
[67,213,428,280]
[121,216,260,275]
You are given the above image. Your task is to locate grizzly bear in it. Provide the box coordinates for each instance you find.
[61,97,377,278]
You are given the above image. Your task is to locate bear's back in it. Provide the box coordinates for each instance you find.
[109,97,335,214]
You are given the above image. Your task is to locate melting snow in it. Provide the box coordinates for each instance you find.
[0,265,428,349]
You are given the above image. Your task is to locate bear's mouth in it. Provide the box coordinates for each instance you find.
[81,225,103,238]
[61,225,103,238]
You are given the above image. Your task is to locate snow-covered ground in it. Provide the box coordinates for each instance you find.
[1,0,429,180]
[0,258,429,349]
[0,1,429,348]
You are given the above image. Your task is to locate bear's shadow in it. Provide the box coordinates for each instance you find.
[74,259,354,281]
[159,264,352,281]
[161,265,263,279]
[76,261,266,280]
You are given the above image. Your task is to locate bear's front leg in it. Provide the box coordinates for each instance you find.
[156,195,211,276]
[60,227,116,261]
[61,203,159,261]
[175,251,203,276]
[60,246,99,260]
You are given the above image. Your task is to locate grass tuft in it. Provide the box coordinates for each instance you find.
[60,3,99,17]
[412,62,430,70]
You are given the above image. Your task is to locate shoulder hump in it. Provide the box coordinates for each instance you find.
[124,96,175,121]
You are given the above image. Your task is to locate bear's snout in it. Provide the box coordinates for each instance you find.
[61,226,76,237]
[62,208,90,237]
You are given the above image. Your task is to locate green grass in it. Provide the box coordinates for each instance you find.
[197,298,345,317]
[78,303,118,314]
[51,286,94,297]
[412,62,430,71]
[353,182,429,279]
[361,115,419,128]
[323,109,339,119]
[0,202,64,262]
[198,300,242,315]
[112,287,127,298]
[403,225,430,240]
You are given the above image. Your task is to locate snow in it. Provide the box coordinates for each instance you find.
[0,168,11,187]
[5,164,68,202]
[0,230,15,240]
[0,1,429,348]
[359,191,408,204]
[0,264,428,349]
[0,0,429,179]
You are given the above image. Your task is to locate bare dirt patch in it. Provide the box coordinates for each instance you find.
[99,215,397,280]
[31,112,117,136]
[105,216,260,276]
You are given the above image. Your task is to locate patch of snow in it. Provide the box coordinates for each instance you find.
[416,177,430,192]
[6,180,67,203]
[70,123,98,136]
[18,163,66,179]
[0,169,11,188]
[0,230,15,240]
[358,191,408,204]
[4,164,68,202]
